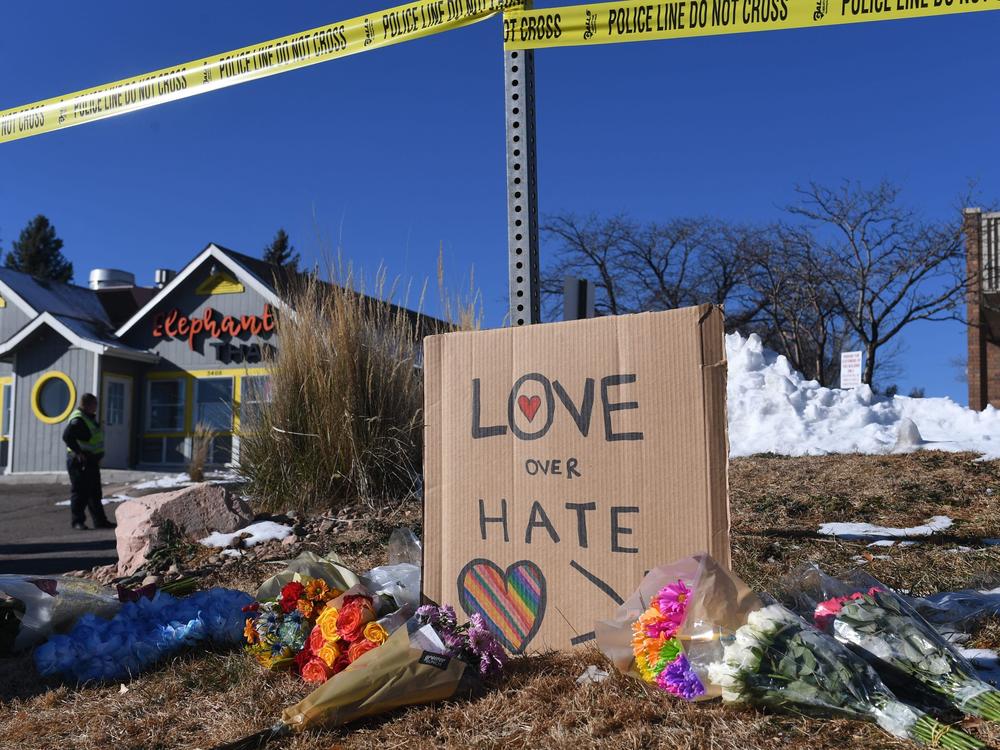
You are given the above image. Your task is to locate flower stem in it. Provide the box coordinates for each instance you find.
[911,716,984,750]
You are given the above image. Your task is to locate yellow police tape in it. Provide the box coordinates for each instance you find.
[0,0,522,144]
[502,0,998,49]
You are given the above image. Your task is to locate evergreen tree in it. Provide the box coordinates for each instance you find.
[5,215,73,282]
[262,228,300,272]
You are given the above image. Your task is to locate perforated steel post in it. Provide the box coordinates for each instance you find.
[504,39,540,326]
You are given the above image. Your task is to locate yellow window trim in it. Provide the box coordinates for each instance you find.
[147,367,269,380]
[31,371,76,425]
[195,272,244,295]
[144,369,270,436]
[0,375,11,440]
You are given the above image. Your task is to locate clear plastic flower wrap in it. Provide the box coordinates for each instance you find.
[909,587,1000,634]
[709,602,983,748]
[597,555,984,748]
[0,574,120,653]
[785,564,1000,722]
[595,553,762,701]
[34,588,253,682]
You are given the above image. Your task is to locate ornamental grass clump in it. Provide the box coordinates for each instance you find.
[188,421,214,483]
[238,265,430,513]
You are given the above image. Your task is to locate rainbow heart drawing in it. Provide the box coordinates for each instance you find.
[457,559,546,654]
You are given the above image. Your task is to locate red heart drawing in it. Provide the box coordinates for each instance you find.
[517,395,541,422]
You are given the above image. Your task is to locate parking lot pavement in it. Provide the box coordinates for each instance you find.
[0,484,129,575]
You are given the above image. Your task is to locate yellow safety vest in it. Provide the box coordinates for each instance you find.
[66,409,104,455]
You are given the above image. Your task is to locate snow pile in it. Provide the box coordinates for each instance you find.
[960,648,1000,687]
[817,515,953,541]
[726,332,1000,458]
[199,520,293,549]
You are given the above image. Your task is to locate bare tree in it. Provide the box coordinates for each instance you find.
[540,213,763,326]
[745,226,850,385]
[540,214,632,317]
[787,182,968,385]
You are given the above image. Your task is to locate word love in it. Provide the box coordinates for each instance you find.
[152,304,276,350]
[472,372,645,442]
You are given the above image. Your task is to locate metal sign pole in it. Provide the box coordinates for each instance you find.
[504,35,541,326]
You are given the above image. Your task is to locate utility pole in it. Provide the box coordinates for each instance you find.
[504,21,540,326]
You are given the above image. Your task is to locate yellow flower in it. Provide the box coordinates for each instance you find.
[317,605,340,642]
[253,646,274,669]
[363,621,388,645]
[317,640,343,667]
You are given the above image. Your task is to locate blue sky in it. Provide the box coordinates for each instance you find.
[0,1,993,402]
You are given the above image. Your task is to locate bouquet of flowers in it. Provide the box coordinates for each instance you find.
[629,579,706,700]
[788,565,1000,722]
[292,590,397,684]
[243,576,342,674]
[598,555,984,748]
[596,553,763,701]
[34,587,253,682]
[245,552,419,684]
[708,603,983,749]
[411,604,507,678]
[213,603,507,750]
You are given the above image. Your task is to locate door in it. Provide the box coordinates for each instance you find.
[102,375,132,468]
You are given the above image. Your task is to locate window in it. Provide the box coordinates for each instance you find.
[210,435,232,464]
[32,372,75,424]
[141,436,187,465]
[106,381,125,426]
[147,379,185,432]
[195,377,233,431]
[1,383,11,437]
[240,375,271,430]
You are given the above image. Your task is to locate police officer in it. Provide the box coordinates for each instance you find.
[62,393,116,531]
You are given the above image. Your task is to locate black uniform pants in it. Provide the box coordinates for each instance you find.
[67,455,108,526]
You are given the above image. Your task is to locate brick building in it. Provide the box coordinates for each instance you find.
[964,208,1000,410]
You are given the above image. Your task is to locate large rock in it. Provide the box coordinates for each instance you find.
[116,483,253,576]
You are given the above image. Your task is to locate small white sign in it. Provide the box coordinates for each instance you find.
[840,350,863,389]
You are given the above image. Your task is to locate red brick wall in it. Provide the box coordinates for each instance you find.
[965,209,1000,410]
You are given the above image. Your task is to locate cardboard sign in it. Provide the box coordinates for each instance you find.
[840,350,863,389]
[422,304,730,653]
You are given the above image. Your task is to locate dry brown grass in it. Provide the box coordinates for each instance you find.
[3,452,999,750]
[238,269,427,514]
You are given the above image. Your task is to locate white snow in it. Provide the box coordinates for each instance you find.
[55,493,133,507]
[818,515,953,541]
[131,473,192,490]
[130,470,239,491]
[959,648,1000,687]
[199,521,293,549]
[726,332,1000,458]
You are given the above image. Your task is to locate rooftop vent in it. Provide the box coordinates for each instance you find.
[88,268,135,290]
